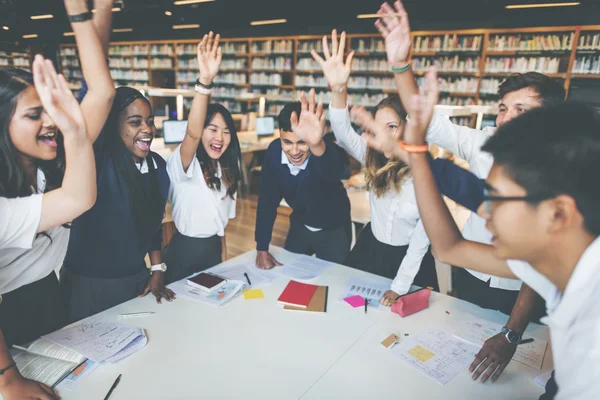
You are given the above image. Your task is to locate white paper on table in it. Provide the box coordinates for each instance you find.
[341,277,389,310]
[454,318,548,369]
[42,320,144,363]
[535,371,553,387]
[104,330,147,363]
[11,351,76,387]
[392,328,480,385]
[276,254,331,280]
[56,359,100,391]
[170,279,246,307]
[208,263,274,287]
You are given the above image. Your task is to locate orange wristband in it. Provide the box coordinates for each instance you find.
[400,142,429,153]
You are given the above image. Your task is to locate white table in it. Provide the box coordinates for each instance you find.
[59,248,551,400]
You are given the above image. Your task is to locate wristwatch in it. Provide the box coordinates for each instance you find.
[149,263,167,274]
[501,326,522,344]
[195,78,214,89]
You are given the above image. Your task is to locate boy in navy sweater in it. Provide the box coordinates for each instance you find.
[255,90,352,269]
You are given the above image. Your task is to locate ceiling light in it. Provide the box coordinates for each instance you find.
[174,0,215,5]
[64,32,75,36]
[173,24,200,29]
[165,11,173,16]
[23,34,38,39]
[250,19,287,26]
[30,14,53,20]
[113,28,133,32]
[2,26,8,31]
[506,2,580,9]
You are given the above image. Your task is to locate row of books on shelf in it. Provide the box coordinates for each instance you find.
[150,44,174,56]
[296,58,320,71]
[251,40,294,54]
[297,40,322,54]
[250,73,283,86]
[439,96,476,106]
[572,56,600,74]
[484,57,560,74]
[13,58,31,68]
[578,33,600,51]
[62,59,80,68]
[0,59,10,67]
[352,38,385,53]
[480,78,502,95]
[264,88,294,101]
[487,33,573,51]
[212,87,246,99]
[108,58,149,69]
[252,57,293,70]
[63,70,82,80]
[416,76,478,94]
[213,73,248,85]
[110,69,149,81]
[412,56,480,73]
[151,59,173,68]
[108,45,146,56]
[413,35,482,52]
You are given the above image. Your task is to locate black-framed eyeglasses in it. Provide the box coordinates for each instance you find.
[482,185,548,214]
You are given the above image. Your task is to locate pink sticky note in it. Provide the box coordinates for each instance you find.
[344,295,366,308]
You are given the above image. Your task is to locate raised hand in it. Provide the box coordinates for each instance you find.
[311,29,354,90]
[351,106,406,162]
[375,1,412,66]
[403,67,439,146]
[290,89,326,148]
[32,55,87,139]
[197,31,222,85]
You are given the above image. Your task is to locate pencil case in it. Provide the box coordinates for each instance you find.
[391,288,431,317]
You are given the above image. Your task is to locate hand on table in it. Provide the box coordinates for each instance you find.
[139,271,176,304]
[255,251,282,270]
[470,333,517,383]
[380,290,400,307]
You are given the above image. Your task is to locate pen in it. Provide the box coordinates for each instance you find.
[364,298,368,314]
[103,374,121,400]
[244,272,252,286]
[518,338,534,345]
[118,312,155,319]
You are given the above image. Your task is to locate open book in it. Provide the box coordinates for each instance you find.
[12,338,86,387]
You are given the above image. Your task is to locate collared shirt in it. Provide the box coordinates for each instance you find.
[506,237,600,400]
[167,145,236,238]
[0,169,70,295]
[426,115,522,291]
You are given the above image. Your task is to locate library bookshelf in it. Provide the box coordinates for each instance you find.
[0,51,32,72]
[54,25,600,125]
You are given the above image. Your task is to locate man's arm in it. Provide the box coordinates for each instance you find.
[430,158,484,213]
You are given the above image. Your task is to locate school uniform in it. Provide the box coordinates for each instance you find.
[506,237,600,400]
[0,170,68,346]
[426,116,524,313]
[61,128,169,323]
[164,145,236,284]
[255,138,352,264]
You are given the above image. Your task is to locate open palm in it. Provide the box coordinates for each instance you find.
[291,90,325,147]
[404,67,439,145]
[375,1,412,65]
[312,29,354,89]
[197,31,222,83]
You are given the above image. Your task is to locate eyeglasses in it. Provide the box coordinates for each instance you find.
[481,185,548,214]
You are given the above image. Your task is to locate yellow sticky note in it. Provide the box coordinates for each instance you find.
[408,345,435,363]
[243,289,264,300]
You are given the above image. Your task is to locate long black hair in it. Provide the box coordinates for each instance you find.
[196,103,242,199]
[0,68,65,198]
[103,86,164,245]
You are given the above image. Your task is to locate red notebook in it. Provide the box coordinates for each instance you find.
[277,280,319,309]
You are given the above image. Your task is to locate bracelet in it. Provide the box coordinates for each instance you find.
[195,78,214,89]
[194,84,212,96]
[0,362,16,375]
[391,63,411,74]
[67,11,93,23]
[400,141,428,153]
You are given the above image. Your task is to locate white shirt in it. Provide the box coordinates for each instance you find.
[0,170,70,295]
[167,145,236,238]
[329,105,431,295]
[426,115,522,291]
[507,237,600,400]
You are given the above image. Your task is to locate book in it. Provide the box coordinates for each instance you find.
[277,280,318,309]
[284,285,329,313]
[187,272,227,293]
[12,338,87,388]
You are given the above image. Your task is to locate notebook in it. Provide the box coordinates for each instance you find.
[187,272,227,292]
[277,280,318,308]
[284,285,328,313]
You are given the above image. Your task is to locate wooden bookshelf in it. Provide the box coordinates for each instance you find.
[0,50,33,71]
[58,24,600,121]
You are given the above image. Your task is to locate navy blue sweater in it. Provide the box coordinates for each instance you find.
[64,123,169,279]
[255,138,351,251]
[430,157,484,213]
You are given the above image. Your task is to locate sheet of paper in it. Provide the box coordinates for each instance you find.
[208,263,274,288]
[392,328,480,385]
[25,338,85,364]
[171,279,246,307]
[104,331,147,363]
[344,295,365,308]
[12,351,75,387]
[276,254,331,280]
[42,320,144,363]
[535,371,553,388]
[341,278,389,310]
[243,288,265,300]
[455,318,547,369]
[56,359,99,391]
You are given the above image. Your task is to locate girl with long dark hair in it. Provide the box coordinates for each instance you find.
[164,32,243,284]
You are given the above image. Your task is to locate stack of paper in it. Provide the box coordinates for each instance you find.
[170,278,246,307]
[208,262,274,287]
[341,278,389,310]
[276,254,331,280]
